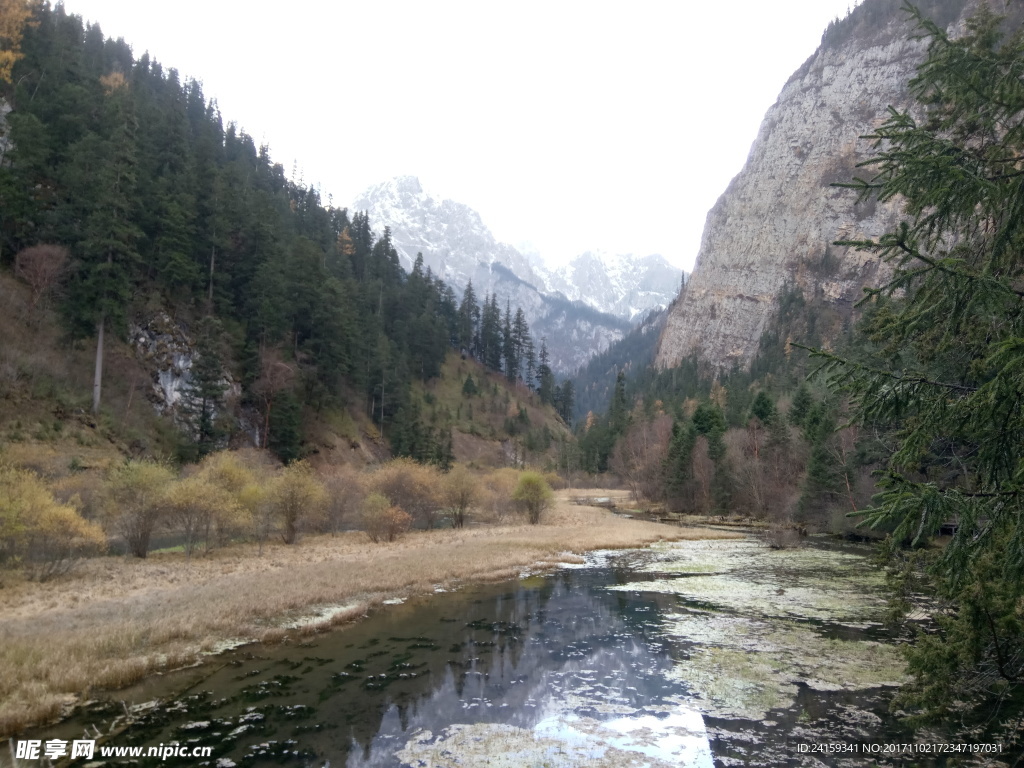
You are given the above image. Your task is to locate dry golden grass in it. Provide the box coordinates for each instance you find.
[0,490,739,737]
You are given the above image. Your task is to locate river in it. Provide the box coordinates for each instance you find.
[22,536,923,767]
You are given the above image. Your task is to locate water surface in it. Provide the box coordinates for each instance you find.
[42,537,919,767]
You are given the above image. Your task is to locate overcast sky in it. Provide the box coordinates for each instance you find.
[60,1,862,271]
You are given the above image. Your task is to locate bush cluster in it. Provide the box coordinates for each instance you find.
[0,448,563,575]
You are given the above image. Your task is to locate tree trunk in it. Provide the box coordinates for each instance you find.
[92,315,105,414]
[208,246,216,305]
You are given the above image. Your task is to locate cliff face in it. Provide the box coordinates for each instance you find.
[655,0,975,371]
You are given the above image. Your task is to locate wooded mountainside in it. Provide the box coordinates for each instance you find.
[0,2,574,463]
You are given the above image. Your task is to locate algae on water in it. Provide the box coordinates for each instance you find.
[608,539,906,721]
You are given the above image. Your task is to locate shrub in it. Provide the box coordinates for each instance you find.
[196,450,256,496]
[14,244,69,311]
[361,492,412,543]
[321,466,366,533]
[0,463,105,581]
[51,471,105,520]
[512,471,554,525]
[543,471,566,491]
[764,522,803,550]
[102,460,175,558]
[268,460,327,544]
[480,467,520,522]
[443,464,479,528]
[367,458,443,529]
[196,450,267,546]
[163,476,242,559]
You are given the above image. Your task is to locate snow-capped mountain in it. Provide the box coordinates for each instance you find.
[352,176,545,291]
[351,177,676,373]
[536,250,683,322]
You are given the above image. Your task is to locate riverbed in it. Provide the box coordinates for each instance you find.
[18,536,917,767]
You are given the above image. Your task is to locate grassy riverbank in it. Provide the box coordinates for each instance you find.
[0,490,740,737]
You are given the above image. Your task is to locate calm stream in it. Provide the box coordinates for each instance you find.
[38,537,924,767]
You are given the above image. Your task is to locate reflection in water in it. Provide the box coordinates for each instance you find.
[38,539,918,767]
[346,572,713,767]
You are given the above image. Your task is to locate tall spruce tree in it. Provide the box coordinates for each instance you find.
[480,294,502,371]
[457,281,480,355]
[75,75,142,414]
[815,4,1024,720]
[536,340,555,405]
[182,315,228,459]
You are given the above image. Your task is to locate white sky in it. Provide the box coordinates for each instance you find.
[59,0,861,271]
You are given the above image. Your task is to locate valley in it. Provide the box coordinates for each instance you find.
[1,0,1023,763]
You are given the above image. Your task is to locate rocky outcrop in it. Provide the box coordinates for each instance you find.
[0,98,12,165]
[130,313,196,414]
[655,0,978,371]
[129,313,240,438]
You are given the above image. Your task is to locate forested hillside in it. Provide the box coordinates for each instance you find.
[0,2,568,463]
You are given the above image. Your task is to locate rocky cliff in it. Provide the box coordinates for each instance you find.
[655,0,978,371]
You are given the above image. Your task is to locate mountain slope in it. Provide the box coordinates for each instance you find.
[353,177,665,373]
[655,0,984,371]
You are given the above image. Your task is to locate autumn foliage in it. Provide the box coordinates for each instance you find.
[360,492,412,543]
[0,462,104,581]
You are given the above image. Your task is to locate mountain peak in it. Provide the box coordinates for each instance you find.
[351,177,681,369]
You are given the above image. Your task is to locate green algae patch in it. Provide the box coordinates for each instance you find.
[614,539,889,625]
[609,539,907,721]
[662,613,907,720]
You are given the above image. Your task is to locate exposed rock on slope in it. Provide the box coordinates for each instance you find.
[655,0,977,371]
[0,99,12,161]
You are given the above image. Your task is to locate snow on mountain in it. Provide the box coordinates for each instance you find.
[351,176,673,373]
[535,250,683,322]
[352,176,545,291]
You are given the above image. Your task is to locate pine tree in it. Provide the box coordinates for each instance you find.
[608,370,629,434]
[502,300,516,380]
[182,315,228,458]
[73,76,142,414]
[432,429,454,472]
[556,380,575,423]
[523,331,537,389]
[536,339,555,405]
[750,391,776,426]
[457,281,480,355]
[814,4,1024,718]
[268,390,302,464]
[480,294,502,371]
[512,307,529,380]
[788,384,813,427]
[664,417,697,511]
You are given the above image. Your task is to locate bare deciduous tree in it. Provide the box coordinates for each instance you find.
[609,414,672,503]
[253,348,295,449]
[15,245,69,313]
[443,465,479,528]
